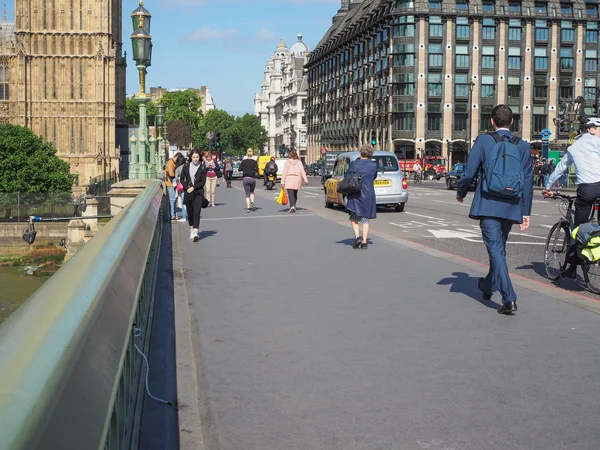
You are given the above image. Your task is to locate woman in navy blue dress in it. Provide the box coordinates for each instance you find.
[345,144,378,249]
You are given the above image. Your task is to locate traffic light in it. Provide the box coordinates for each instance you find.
[215,132,221,148]
[371,131,377,146]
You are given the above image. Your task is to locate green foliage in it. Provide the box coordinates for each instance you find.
[161,90,204,130]
[191,110,268,157]
[0,124,74,194]
[126,96,157,126]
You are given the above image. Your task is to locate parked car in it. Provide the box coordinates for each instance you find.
[232,161,243,179]
[445,163,477,190]
[325,151,408,212]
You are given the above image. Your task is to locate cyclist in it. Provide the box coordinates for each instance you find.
[413,161,423,182]
[543,117,600,277]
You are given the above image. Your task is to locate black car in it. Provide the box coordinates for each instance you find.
[445,163,477,190]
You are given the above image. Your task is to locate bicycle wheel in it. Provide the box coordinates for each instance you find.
[583,262,600,294]
[544,222,569,281]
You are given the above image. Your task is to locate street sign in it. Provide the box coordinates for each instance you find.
[206,132,214,140]
[541,128,552,140]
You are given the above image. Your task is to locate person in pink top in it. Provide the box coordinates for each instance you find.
[281,150,308,213]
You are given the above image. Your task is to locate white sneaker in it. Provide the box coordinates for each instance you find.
[178,218,187,223]
[193,229,200,242]
[189,230,195,241]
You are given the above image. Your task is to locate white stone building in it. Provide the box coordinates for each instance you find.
[254,35,310,162]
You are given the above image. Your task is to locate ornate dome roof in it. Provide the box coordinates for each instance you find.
[289,34,310,57]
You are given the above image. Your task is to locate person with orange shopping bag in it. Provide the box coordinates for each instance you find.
[277,188,288,205]
[281,150,308,213]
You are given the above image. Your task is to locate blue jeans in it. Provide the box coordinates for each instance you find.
[480,217,517,303]
[178,191,188,220]
[167,186,177,218]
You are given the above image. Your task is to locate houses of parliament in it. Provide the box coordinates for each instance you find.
[0,0,126,187]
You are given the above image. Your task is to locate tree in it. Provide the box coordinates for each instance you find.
[193,109,236,152]
[126,96,157,126]
[230,114,268,156]
[161,90,204,130]
[166,120,193,149]
[0,124,74,193]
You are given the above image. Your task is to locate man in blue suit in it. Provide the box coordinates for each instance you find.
[457,104,534,315]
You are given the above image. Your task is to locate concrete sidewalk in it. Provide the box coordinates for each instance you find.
[175,184,600,450]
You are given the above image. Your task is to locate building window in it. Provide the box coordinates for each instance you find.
[560,48,574,70]
[429,44,443,67]
[429,16,443,34]
[394,16,416,37]
[480,111,493,132]
[586,22,598,42]
[585,78,597,100]
[535,2,547,14]
[482,18,495,39]
[43,0,47,29]
[429,0,441,8]
[535,20,549,41]
[80,120,83,153]
[511,111,521,133]
[509,20,522,40]
[394,113,414,131]
[456,24,470,39]
[561,3,573,15]
[455,45,470,68]
[394,73,415,95]
[52,0,56,29]
[534,85,548,99]
[455,74,469,97]
[533,107,547,134]
[534,48,548,70]
[43,61,47,99]
[509,3,521,13]
[394,53,414,66]
[79,61,83,99]
[508,84,521,99]
[427,113,441,131]
[428,74,442,96]
[454,113,468,131]
[70,0,73,29]
[483,1,494,11]
[585,49,598,71]
[561,22,575,42]
[481,75,495,98]
[71,122,75,154]
[481,46,495,69]
[587,3,598,16]
[70,62,74,99]
[560,85,574,101]
[456,0,468,10]
[397,0,414,8]
[0,61,8,100]
[508,48,521,69]
[53,60,57,99]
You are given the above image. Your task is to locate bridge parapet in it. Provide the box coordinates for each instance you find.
[0,180,165,450]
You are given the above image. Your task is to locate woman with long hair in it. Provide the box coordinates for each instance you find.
[345,144,378,249]
[281,150,308,213]
[238,148,259,213]
[180,149,207,242]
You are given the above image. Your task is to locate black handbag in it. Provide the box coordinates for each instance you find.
[337,168,363,195]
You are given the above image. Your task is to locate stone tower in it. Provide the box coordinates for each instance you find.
[5,0,127,188]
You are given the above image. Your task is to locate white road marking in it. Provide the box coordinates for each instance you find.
[202,214,315,221]
[432,199,471,206]
[428,229,481,240]
[540,224,554,229]
[404,211,441,220]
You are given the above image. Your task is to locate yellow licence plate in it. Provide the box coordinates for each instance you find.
[374,180,391,186]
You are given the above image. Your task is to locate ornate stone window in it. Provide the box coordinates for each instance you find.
[0,60,9,101]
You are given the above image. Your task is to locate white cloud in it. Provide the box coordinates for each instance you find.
[182,26,240,41]
[255,27,276,41]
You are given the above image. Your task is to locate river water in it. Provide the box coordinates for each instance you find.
[0,267,51,325]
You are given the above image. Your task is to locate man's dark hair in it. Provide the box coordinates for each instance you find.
[491,104,513,128]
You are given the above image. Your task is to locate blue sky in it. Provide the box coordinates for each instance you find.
[2,0,341,117]
[125,0,341,116]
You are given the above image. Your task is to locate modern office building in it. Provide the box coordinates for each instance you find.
[254,35,310,160]
[306,0,600,165]
[1,1,127,187]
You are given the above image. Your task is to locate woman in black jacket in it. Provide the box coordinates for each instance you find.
[180,149,207,242]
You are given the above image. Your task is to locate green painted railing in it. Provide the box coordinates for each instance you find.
[0,180,165,450]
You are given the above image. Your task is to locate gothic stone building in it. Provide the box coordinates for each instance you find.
[1,0,126,188]
[306,0,600,166]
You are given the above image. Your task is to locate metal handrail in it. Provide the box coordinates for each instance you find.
[0,180,165,450]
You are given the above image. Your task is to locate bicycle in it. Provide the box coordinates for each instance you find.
[544,192,600,293]
[413,171,422,184]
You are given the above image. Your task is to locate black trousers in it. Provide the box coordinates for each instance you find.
[185,190,204,229]
[225,171,233,186]
[287,189,298,208]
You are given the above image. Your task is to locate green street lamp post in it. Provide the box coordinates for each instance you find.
[130,0,153,179]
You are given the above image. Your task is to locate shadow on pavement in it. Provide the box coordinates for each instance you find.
[335,238,374,246]
[198,230,217,241]
[139,221,179,450]
[516,261,589,293]
[437,271,502,309]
